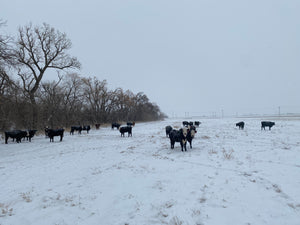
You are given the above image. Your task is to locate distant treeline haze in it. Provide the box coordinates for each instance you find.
[0,21,166,131]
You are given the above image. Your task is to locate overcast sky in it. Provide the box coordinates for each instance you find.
[2,0,300,117]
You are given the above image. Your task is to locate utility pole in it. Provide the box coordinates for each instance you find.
[278,106,281,117]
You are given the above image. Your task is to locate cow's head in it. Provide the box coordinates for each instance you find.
[182,127,188,138]
[187,125,196,137]
[190,129,196,138]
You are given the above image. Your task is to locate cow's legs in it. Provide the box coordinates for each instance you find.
[170,140,175,149]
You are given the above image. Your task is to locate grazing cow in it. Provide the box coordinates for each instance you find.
[169,127,188,151]
[45,128,64,142]
[119,126,132,137]
[82,125,91,134]
[111,122,121,129]
[127,122,135,126]
[5,130,27,144]
[182,121,189,127]
[27,129,38,142]
[194,121,201,127]
[187,125,197,149]
[261,121,275,130]
[70,125,82,135]
[165,126,173,137]
[95,123,101,130]
[236,121,245,130]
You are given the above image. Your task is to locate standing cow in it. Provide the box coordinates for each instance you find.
[27,129,38,142]
[112,123,121,129]
[45,128,65,142]
[194,121,201,127]
[82,125,91,134]
[5,130,27,144]
[261,121,275,130]
[169,127,188,151]
[70,125,82,135]
[236,121,245,130]
[119,126,132,137]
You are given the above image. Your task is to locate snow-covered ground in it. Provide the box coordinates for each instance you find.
[0,117,300,225]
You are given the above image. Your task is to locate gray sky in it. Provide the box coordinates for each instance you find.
[2,0,300,117]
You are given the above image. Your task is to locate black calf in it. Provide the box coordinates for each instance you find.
[119,126,132,137]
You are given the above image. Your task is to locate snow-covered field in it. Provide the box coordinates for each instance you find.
[0,117,300,225]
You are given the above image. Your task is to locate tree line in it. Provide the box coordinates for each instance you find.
[0,21,166,131]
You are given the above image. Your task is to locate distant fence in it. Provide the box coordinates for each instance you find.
[167,105,300,119]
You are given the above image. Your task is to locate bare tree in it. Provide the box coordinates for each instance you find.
[82,77,109,123]
[61,73,84,126]
[11,23,81,127]
[0,19,16,129]
[39,77,64,128]
[0,20,12,65]
[0,19,14,91]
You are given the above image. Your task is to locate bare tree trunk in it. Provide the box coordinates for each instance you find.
[29,92,38,128]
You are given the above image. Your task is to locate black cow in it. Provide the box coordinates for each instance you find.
[194,121,201,127]
[169,127,188,151]
[5,130,28,144]
[112,123,121,129]
[82,125,91,134]
[165,126,173,137]
[261,121,275,130]
[119,126,132,137]
[187,125,197,149]
[45,128,64,142]
[127,122,135,126]
[27,129,38,142]
[70,126,82,135]
[236,121,245,130]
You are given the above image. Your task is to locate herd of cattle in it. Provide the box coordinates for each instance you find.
[165,121,200,152]
[3,120,275,148]
[166,120,276,151]
[3,122,136,144]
